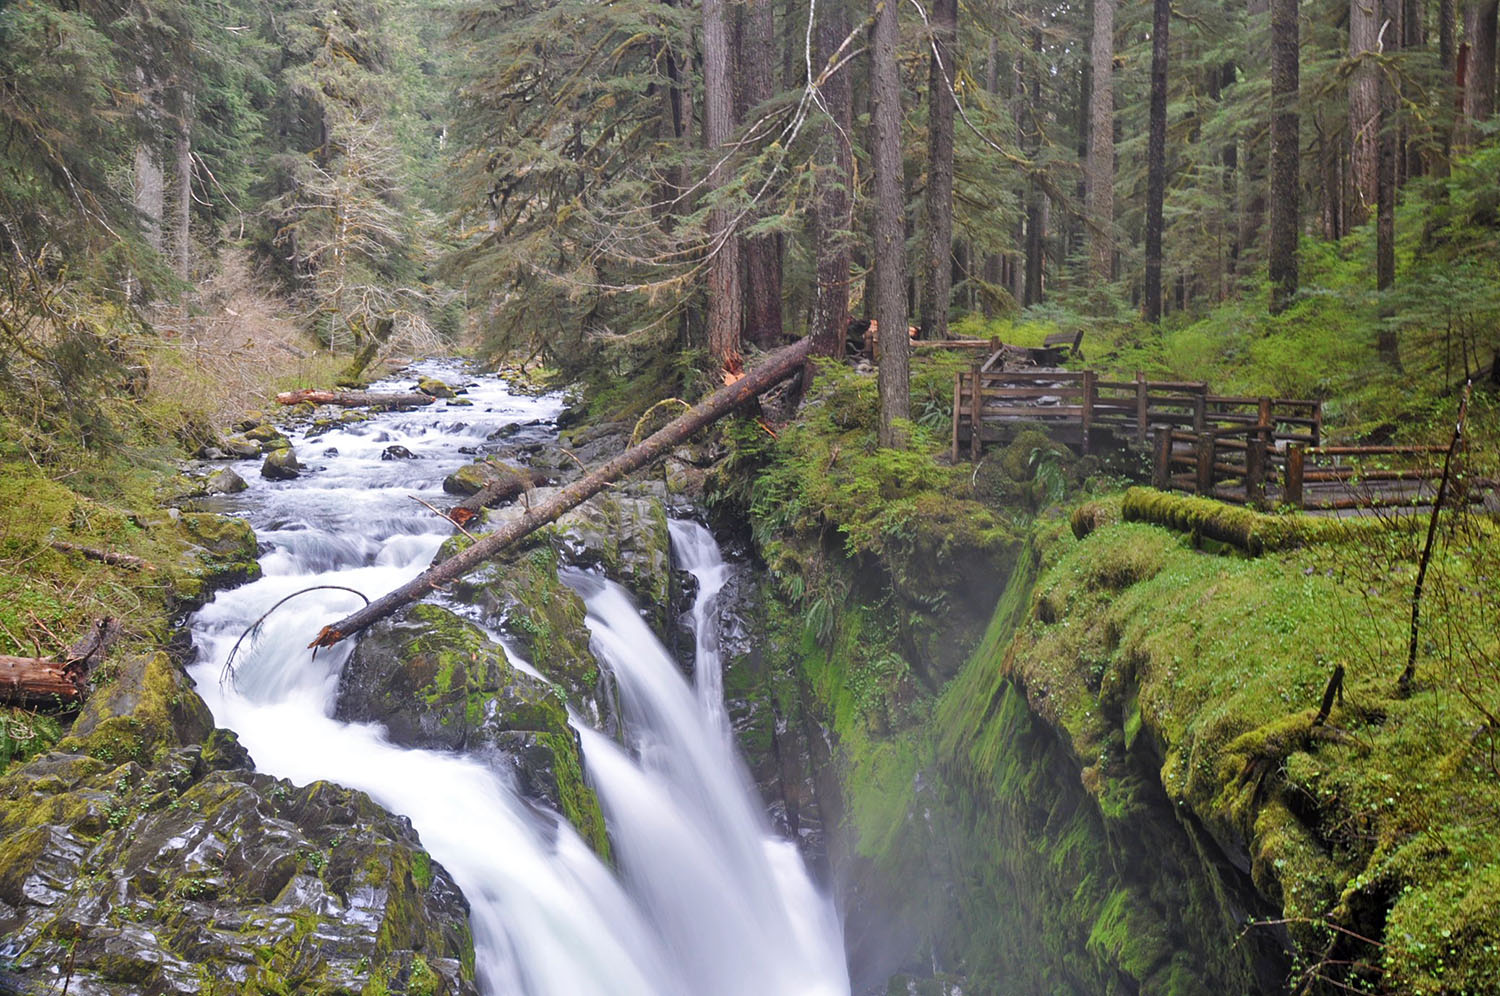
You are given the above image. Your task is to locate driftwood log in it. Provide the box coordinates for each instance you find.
[0,618,120,709]
[276,389,435,409]
[448,466,552,526]
[310,336,815,649]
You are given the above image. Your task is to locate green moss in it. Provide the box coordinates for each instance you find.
[536,731,610,860]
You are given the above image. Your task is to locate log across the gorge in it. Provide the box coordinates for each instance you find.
[310,336,816,649]
[0,618,120,709]
[275,389,435,409]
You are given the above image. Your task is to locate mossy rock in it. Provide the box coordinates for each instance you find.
[219,434,262,459]
[417,377,456,399]
[338,605,609,855]
[451,545,603,715]
[204,467,248,495]
[261,446,302,481]
[164,511,261,605]
[0,643,478,995]
[242,423,288,447]
[442,459,524,497]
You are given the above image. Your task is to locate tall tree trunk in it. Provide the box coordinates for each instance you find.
[810,0,853,361]
[1378,0,1402,367]
[703,0,743,373]
[1268,0,1300,313]
[1024,24,1045,306]
[982,38,1005,313]
[871,0,910,446]
[1463,0,1499,129]
[1439,0,1457,172]
[1350,0,1381,224]
[1087,0,1116,283]
[920,0,957,339]
[740,0,783,348]
[1144,0,1169,323]
[133,70,164,254]
[172,91,192,280]
[1236,0,1270,275]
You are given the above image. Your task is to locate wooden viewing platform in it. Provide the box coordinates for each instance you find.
[947,359,1489,511]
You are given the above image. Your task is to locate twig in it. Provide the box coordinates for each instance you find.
[221,585,371,685]
[410,494,477,541]
[1399,382,1470,695]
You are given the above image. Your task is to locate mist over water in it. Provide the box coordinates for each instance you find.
[187,363,848,995]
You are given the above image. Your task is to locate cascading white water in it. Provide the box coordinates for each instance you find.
[187,362,848,996]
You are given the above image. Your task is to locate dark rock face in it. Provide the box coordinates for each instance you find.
[336,604,609,857]
[382,445,418,461]
[0,654,477,996]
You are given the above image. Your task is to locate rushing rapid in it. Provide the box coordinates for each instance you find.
[187,362,848,995]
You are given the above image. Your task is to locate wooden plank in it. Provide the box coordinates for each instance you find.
[975,386,1086,400]
[1308,445,1446,456]
[970,364,982,461]
[978,405,1087,419]
[951,371,961,463]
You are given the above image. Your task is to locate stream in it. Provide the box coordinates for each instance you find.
[186,362,849,995]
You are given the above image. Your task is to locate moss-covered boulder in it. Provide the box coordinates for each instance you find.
[164,511,261,606]
[243,423,290,449]
[446,543,604,718]
[0,653,478,996]
[338,604,608,855]
[417,377,456,399]
[551,494,671,623]
[261,447,302,481]
[219,434,262,459]
[205,467,248,495]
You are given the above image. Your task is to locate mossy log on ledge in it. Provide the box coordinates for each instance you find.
[1120,486,1421,554]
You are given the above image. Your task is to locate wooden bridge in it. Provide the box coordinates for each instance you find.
[948,356,1474,511]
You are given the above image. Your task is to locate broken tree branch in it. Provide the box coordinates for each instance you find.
[49,539,150,571]
[309,336,816,649]
[1399,382,1470,695]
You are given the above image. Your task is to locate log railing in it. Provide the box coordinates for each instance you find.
[951,368,1321,462]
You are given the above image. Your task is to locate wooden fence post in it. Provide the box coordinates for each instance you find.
[1153,426,1172,490]
[1135,371,1148,445]
[1312,403,1323,447]
[969,364,982,461]
[1193,389,1207,433]
[1246,429,1267,506]
[951,371,962,463]
[1195,432,1216,496]
[1286,444,1305,508]
[1081,369,1097,455]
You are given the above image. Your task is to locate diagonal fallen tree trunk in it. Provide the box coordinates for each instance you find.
[309,336,814,649]
[276,389,435,409]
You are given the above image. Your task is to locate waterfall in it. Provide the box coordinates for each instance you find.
[187,363,848,996]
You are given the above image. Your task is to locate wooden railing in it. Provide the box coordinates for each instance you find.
[951,368,1321,462]
[1151,429,1455,510]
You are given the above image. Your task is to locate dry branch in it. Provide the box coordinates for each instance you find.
[49,540,150,571]
[309,336,815,649]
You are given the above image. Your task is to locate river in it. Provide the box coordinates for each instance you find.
[185,361,848,995]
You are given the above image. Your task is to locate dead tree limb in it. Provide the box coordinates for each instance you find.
[310,336,816,649]
[49,539,150,571]
[275,389,435,409]
[447,465,551,526]
[1399,382,1470,695]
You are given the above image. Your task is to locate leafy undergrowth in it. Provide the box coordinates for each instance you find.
[986,504,1500,994]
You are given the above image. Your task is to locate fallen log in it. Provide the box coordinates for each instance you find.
[275,389,435,409]
[0,618,120,709]
[449,466,552,526]
[311,335,816,649]
[0,656,79,708]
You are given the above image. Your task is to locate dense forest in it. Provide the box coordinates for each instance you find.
[3,0,1500,991]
